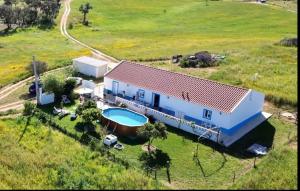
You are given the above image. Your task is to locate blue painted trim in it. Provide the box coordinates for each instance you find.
[124,96,132,100]
[220,112,262,136]
[160,107,175,116]
[183,115,217,128]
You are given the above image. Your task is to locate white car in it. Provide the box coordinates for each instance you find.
[103,134,118,146]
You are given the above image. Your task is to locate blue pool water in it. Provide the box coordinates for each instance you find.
[102,108,148,127]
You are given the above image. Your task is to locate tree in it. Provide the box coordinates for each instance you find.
[23,101,36,116]
[138,122,167,154]
[39,0,60,26]
[26,60,48,76]
[75,100,97,115]
[79,3,92,25]
[4,0,17,6]
[63,78,76,97]
[82,108,101,124]
[0,5,16,30]
[43,74,64,99]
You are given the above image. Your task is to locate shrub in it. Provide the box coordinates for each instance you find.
[43,74,64,99]
[76,100,97,115]
[63,78,76,98]
[23,101,36,116]
[68,22,73,30]
[277,37,297,47]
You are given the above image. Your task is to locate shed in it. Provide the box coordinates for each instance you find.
[73,56,108,78]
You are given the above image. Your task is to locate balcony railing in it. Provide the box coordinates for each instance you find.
[115,96,220,141]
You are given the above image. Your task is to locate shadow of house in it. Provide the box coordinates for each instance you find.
[165,120,275,159]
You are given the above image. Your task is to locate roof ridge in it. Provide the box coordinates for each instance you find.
[124,60,248,91]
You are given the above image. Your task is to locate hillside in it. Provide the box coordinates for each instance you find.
[0,118,158,189]
[0,2,89,88]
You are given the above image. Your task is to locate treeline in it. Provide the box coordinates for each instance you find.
[0,0,61,31]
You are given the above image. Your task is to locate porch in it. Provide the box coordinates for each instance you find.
[104,94,221,143]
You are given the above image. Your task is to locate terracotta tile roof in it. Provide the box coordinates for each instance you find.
[105,61,250,113]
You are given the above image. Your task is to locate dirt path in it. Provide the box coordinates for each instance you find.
[60,0,119,68]
[0,99,36,112]
[248,1,297,13]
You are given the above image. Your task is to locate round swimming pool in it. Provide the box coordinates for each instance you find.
[101,108,148,136]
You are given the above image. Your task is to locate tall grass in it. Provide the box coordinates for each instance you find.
[0,118,159,189]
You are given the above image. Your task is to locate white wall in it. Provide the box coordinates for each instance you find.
[117,97,219,142]
[39,88,54,105]
[73,61,107,78]
[104,77,231,128]
[229,90,264,127]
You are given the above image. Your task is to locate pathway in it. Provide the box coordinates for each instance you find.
[60,0,120,68]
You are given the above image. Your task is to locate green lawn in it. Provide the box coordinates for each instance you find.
[34,98,298,189]
[0,3,89,88]
[0,118,159,189]
[109,117,297,189]
[69,0,297,107]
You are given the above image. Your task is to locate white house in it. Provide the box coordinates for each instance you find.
[73,56,108,78]
[103,61,271,147]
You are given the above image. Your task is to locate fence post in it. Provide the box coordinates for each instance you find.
[232,171,236,183]
[166,161,171,183]
[253,156,257,169]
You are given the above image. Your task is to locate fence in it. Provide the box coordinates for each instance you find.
[115,96,220,142]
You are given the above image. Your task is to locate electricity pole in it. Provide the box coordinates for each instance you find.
[32,56,40,105]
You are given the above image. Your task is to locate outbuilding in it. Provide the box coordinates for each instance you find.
[73,56,108,78]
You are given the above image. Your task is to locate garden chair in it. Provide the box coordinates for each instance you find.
[53,106,62,115]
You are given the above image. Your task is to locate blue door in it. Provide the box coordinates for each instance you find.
[112,81,119,95]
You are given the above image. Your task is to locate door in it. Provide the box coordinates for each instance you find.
[152,93,160,108]
[112,81,119,95]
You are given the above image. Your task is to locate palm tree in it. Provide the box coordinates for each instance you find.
[79,3,92,25]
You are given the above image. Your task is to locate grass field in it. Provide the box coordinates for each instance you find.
[110,117,297,189]
[69,0,297,107]
[0,3,89,88]
[0,118,159,189]
[27,98,298,189]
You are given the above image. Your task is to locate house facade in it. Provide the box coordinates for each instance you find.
[103,61,270,147]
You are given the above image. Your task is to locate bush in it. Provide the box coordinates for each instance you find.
[63,78,76,97]
[68,22,73,29]
[23,101,36,116]
[277,37,297,47]
[76,100,97,115]
[43,74,64,99]
[179,51,218,68]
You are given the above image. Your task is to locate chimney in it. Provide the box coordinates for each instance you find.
[186,92,190,101]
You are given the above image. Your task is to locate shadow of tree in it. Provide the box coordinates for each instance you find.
[193,150,227,177]
[139,149,171,169]
[18,116,31,143]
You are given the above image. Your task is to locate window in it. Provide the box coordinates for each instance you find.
[138,89,145,99]
[203,109,212,120]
